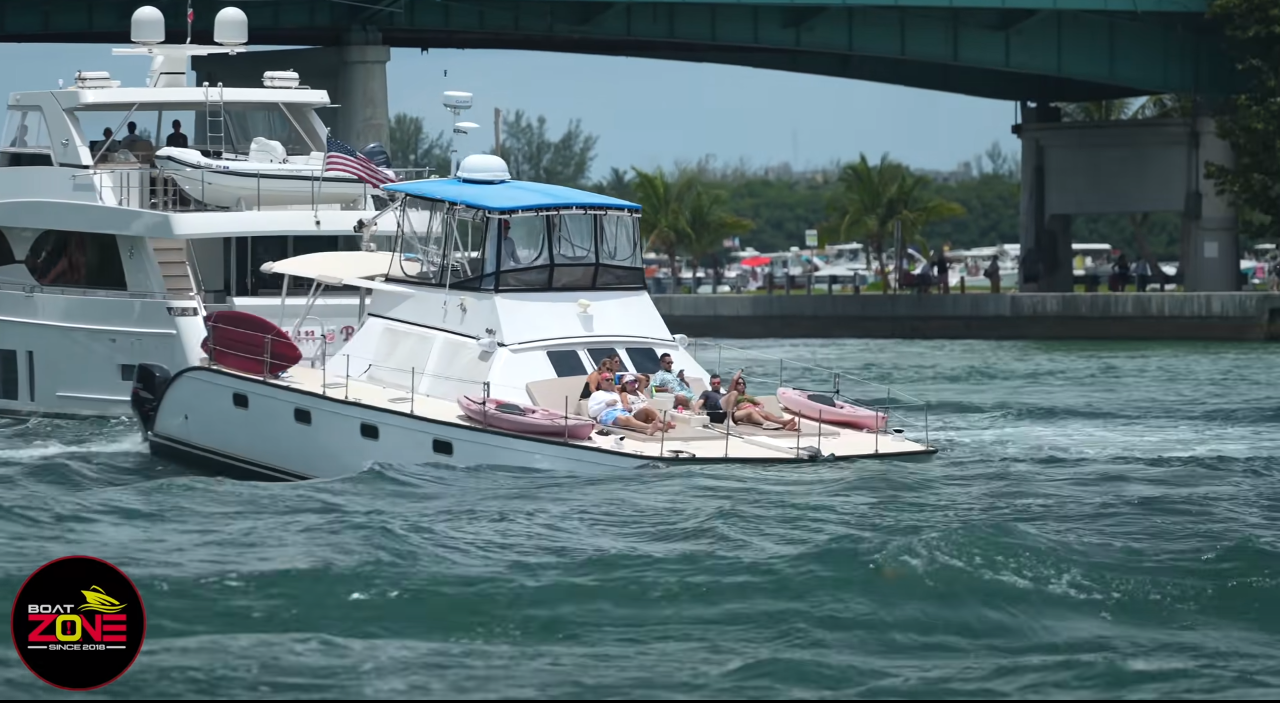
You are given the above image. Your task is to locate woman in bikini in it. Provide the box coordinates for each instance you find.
[730,377,799,431]
[580,358,615,400]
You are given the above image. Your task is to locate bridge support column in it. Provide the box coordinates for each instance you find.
[1182,116,1240,292]
[192,30,390,151]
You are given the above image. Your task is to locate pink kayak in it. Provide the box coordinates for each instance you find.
[457,395,596,440]
[776,387,887,431]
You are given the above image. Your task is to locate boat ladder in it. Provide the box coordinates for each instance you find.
[203,81,226,157]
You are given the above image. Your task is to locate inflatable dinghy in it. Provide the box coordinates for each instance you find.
[458,395,596,440]
[155,141,394,209]
[776,387,887,431]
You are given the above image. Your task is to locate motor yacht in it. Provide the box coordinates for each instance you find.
[128,153,938,480]
[0,5,423,420]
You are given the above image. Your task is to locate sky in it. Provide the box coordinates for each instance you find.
[0,42,1021,180]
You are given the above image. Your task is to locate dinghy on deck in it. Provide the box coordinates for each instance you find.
[155,141,394,209]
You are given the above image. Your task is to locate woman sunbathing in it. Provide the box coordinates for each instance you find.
[730,377,799,431]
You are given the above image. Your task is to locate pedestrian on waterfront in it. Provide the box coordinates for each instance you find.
[934,248,950,294]
[1135,258,1151,292]
[984,256,1001,293]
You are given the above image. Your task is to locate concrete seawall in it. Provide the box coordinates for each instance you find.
[653,293,1280,341]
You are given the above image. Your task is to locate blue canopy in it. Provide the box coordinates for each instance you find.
[382,178,641,213]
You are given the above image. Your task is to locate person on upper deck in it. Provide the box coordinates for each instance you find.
[652,353,692,409]
[166,119,188,149]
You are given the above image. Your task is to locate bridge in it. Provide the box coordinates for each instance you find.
[0,0,1234,102]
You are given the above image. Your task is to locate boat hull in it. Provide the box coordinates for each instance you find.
[139,367,936,481]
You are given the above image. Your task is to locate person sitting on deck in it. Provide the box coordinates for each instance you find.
[580,358,616,400]
[692,372,737,425]
[730,376,799,431]
[588,375,666,435]
[652,353,693,409]
[619,374,675,431]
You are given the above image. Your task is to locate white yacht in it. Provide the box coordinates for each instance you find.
[0,6,416,420]
[128,154,938,480]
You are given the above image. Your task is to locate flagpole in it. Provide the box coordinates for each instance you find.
[314,129,330,226]
[186,1,193,45]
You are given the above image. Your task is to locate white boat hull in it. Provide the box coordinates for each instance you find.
[145,367,654,480]
[155,151,381,209]
[135,365,937,481]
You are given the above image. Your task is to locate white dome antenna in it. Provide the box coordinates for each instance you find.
[214,7,249,46]
[131,6,165,45]
[456,154,511,183]
[443,91,472,113]
[454,121,479,135]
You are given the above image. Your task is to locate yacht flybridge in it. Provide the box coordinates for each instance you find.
[0,5,424,420]
[128,154,938,479]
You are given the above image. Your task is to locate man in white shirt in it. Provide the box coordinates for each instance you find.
[587,375,665,435]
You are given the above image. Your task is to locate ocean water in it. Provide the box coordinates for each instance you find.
[0,338,1277,699]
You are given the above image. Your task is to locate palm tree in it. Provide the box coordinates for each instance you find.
[1056,99,1135,122]
[825,153,965,292]
[630,166,694,281]
[681,184,753,290]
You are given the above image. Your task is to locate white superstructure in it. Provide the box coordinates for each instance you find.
[0,6,423,419]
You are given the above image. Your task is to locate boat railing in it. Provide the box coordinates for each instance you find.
[688,338,930,441]
[70,165,436,214]
[0,278,188,302]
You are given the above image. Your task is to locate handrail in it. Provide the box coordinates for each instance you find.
[0,278,187,302]
[71,164,435,214]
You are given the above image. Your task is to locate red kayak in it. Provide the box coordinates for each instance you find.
[201,310,303,377]
[457,395,595,440]
[776,387,887,431]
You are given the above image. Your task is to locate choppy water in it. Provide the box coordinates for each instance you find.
[1,339,1278,699]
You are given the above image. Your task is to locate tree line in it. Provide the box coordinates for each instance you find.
[386,0,1279,274]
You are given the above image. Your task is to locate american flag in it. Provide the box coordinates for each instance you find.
[323,135,396,188]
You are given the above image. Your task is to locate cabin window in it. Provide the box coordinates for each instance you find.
[294,408,311,425]
[26,351,34,402]
[360,423,379,441]
[0,350,17,401]
[232,392,248,409]
[0,229,16,268]
[24,230,127,291]
[1,108,54,167]
[624,348,662,374]
[433,439,453,456]
[586,348,627,372]
[120,364,137,383]
[546,350,588,378]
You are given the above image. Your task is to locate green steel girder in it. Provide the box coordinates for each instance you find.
[0,0,1232,101]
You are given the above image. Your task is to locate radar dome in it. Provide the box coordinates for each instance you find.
[131,6,165,45]
[456,154,511,183]
[214,7,249,46]
[443,91,473,111]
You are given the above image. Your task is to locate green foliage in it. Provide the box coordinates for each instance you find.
[494,109,599,189]
[387,112,452,176]
[1204,0,1280,240]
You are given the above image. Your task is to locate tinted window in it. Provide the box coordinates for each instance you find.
[433,439,453,456]
[0,228,14,268]
[586,348,627,372]
[360,423,379,440]
[546,350,587,378]
[120,364,137,382]
[0,350,16,401]
[232,392,248,409]
[25,230,127,290]
[294,408,311,425]
[625,347,661,374]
